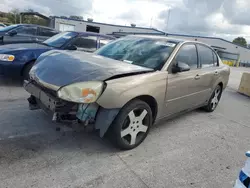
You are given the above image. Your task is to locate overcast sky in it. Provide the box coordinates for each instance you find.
[1,0,250,42]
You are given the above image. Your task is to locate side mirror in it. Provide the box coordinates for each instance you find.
[8,30,17,36]
[172,61,190,73]
[67,45,77,50]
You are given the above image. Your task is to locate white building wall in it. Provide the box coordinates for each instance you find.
[54,18,162,35]
[168,35,250,63]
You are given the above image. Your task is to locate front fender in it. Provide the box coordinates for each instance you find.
[96,71,168,119]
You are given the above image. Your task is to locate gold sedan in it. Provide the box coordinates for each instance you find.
[24,35,230,150]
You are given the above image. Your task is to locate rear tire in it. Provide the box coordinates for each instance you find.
[204,85,222,112]
[23,61,35,81]
[109,99,152,150]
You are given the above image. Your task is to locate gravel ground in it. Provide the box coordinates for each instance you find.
[0,67,250,188]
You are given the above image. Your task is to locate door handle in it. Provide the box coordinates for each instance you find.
[194,74,200,80]
[214,70,219,75]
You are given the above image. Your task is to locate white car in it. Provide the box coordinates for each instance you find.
[234,151,250,188]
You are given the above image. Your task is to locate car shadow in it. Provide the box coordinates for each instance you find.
[0,76,22,86]
[0,105,208,166]
[0,129,118,165]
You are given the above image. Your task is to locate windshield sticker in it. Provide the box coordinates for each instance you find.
[156,41,176,47]
[123,60,133,64]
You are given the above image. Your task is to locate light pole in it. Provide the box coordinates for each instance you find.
[166,9,171,32]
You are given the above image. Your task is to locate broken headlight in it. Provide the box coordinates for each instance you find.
[57,81,104,103]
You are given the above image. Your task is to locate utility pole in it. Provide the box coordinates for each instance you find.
[150,17,153,28]
[166,9,171,32]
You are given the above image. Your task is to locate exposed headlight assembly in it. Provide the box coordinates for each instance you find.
[57,81,104,103]
[0,54,15,61]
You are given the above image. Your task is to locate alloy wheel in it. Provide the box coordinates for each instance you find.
[120,108,150,145]
[211,86,221,110]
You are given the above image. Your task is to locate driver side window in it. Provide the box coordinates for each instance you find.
[175,44,198,69]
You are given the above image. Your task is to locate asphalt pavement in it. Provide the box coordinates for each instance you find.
[0,67,250,188]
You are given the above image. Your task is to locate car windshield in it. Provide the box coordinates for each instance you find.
[0,24,18,32]
[95,36,177,70]
[43,31,78,48]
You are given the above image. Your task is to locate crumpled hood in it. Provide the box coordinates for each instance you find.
[0,43,52,54]
[31,50,153,88]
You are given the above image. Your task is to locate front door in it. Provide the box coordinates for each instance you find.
[164,43,210,116]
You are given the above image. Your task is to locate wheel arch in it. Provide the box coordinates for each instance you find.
[134,95,158,123]
[21,59,36,76]
[95,95,158,138]
[218,82,223,89]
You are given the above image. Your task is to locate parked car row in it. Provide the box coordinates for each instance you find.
[0,24,59,44]
[0,31,115,79]
[23,35,230,150]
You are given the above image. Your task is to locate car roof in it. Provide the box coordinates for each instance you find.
[14,24,57,30]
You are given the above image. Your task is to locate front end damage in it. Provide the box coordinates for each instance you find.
[24,80,120,137]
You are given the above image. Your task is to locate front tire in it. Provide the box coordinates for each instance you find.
[204,85,222,112]
[109,99,152,150]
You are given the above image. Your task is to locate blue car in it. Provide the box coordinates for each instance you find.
[0,31,115,80]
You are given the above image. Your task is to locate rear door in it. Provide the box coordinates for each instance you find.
[196,44,219,96]
[4,25,37,44]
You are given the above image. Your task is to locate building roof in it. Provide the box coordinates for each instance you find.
[20,12,50,20]
[52,16,165,34]
[166,33,250,50]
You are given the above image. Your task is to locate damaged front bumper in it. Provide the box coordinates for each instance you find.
[23,80,120,137]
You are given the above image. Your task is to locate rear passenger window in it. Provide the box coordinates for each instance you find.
[197,44,215,68]
[175,44,198,69]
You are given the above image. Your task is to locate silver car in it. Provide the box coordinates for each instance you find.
[24,35,230,150]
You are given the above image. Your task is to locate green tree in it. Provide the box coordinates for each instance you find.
[232,37,247,47]
[5,9,20,24]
